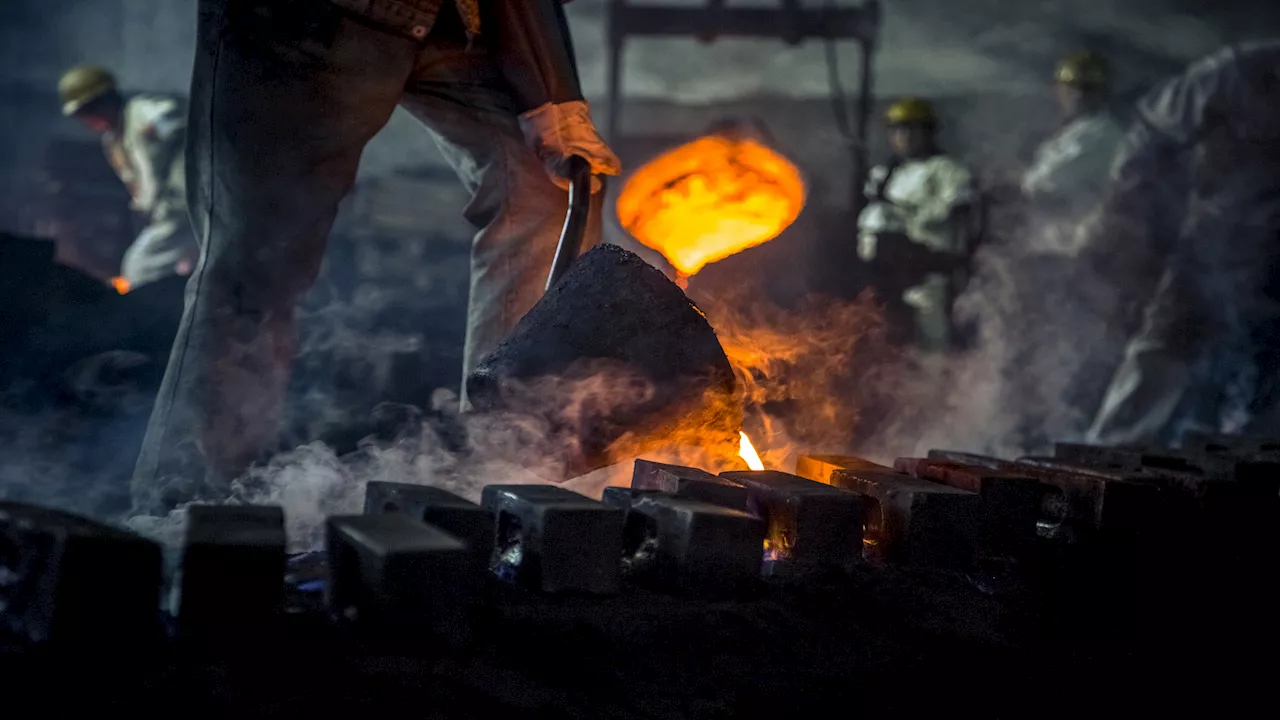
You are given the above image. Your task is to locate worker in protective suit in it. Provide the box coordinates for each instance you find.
[1021,50,1126,250]
[57,65,199,291]
[996,52,1128,442]
[130,0,621,513]
[857,97,978,352]
[1083,39,1280,445]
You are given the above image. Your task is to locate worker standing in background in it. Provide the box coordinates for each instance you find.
[857,97,978,352]
[993,51,1128,443]
[1082,39,1280,445]
[128,0,621,514]
[57,65,199,292]
[1021,50,1126,252]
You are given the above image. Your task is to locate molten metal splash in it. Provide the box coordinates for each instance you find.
[616,135,806,278]
[111,276,130,294]
[738,431,765,471]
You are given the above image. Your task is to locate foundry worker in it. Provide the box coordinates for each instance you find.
[1020,50,1126,250]
[857,97,978,352]
[998,51,1127,437]
[1082,39,1280,445]
[57,65,199,291]
[129,0,621,513]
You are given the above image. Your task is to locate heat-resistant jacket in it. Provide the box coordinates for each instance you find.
[1021,109,1126,222]
[857,154,977,254]
[102,93,186,216]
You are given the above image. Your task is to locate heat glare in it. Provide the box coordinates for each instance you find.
[616,133,806,281]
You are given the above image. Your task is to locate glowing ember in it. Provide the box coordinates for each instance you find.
[739,431,765,471]
[616,134,806,279]
[111,276,130,294]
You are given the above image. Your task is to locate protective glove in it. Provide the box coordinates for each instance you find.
[518,100,622,194]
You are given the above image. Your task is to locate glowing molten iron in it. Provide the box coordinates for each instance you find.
[111,276,130,294]
[616,135,806,279]
[738,432,765,471]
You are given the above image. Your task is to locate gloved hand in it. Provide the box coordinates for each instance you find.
[518,100,622,193]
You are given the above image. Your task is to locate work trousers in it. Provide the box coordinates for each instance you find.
[132,0,598,513]
[1087,229,1280,446]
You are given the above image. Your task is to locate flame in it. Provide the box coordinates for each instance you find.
[739,431,765,471]
[111,276,130,294]
[708,291,901,472]
[616,134,806,278]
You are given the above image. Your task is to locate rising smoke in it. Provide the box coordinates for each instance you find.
[7,0,1275,553]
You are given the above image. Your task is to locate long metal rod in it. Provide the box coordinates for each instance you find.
[545,156,594,292]
[853,23,876,214]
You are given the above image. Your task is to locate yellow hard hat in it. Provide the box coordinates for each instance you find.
[1054,51,1108,89]
[58,65,118,117]
[884,97,937,128]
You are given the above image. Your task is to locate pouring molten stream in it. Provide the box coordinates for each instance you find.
[738,432,765,471]
[616,130,806,282]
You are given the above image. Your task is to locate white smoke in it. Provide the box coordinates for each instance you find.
[122,377,674,554]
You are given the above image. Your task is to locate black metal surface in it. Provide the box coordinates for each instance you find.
[721,470,865,571]
[894,458,1043,558]
[828,468,980,568]
[326,514,474,648]
[363,481,495,575]
[545,155,594,292]
[178,505,286,638]
[469,243,741,481]
[632,459,754,511]
[481,484,625,594]
[3,430,1280,712]
[795,453,895,485]
[0,501,163,647]
[623,494,764,594]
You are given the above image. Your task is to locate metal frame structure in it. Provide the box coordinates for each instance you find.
[604,0,881,211]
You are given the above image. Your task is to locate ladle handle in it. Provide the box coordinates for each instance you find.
[545,155,594,292]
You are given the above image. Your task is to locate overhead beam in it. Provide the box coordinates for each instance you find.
[608,6,878,44]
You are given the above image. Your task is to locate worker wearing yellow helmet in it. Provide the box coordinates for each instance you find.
[857,96,978,352]
[1020,50,1125,241]
[57,64,198,290]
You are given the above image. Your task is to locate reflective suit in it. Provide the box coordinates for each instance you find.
[857,155,977,351]
[1084,39,1280,445]
[103,94,199,289]
[131,0,618,513]
[1020,109,1126,254]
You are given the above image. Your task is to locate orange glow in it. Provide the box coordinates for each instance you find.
[111,276,130,294]
[739,431,765,471]
[616,134,806,278]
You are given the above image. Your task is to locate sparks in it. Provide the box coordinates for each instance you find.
[739,431,765,471]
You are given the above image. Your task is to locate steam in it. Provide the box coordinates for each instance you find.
[123,366,724,553]
[692,287,902,471]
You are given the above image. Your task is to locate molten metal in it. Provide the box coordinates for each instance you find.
[111,276,130,294]
[739,432,765,471]
[616,134,805,279]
